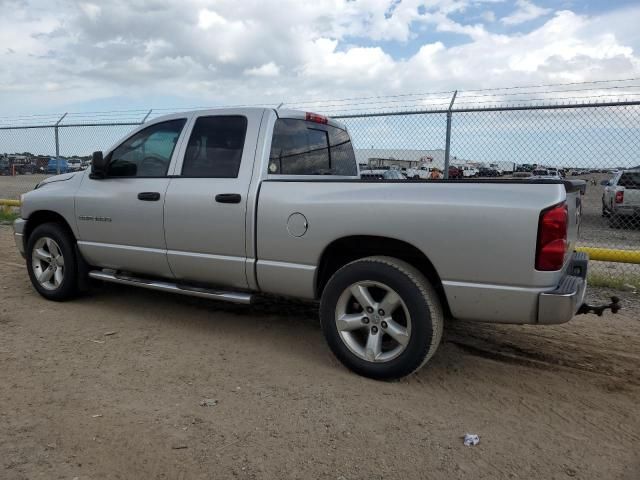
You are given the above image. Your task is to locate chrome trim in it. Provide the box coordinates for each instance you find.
[538,277,588,325]
[13,218,26,257]
[166,249,245,263]
[14,232,24,257]
[537,252,589,325]
[441,279,546,293]
[88,270,253,304]
[78,241,165,255]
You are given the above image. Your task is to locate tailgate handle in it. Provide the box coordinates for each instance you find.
[137,192,161,201]
[215,193,241,204]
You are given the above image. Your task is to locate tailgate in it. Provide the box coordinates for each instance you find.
[564,180,585,257]
[618,170,640,206]
[622,187,640,206]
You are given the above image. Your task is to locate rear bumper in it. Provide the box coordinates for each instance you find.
[13,218,26,258]
[613,205,639,217]
[537,252,588,325]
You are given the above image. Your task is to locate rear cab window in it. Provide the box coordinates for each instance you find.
[269,118,357,176]
[618,171,640,189]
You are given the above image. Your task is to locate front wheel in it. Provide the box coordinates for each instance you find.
[320,256,443,380]
[26,222,80,301]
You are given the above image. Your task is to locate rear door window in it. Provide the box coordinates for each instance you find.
[182,116,248,178]
[269,119,357,176]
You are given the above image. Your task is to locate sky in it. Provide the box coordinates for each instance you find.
[0,0,639,169]
[1,0,640,117]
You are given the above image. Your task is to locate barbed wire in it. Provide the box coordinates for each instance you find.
[1,77,640,125]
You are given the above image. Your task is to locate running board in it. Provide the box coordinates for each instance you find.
[88,270,252,304]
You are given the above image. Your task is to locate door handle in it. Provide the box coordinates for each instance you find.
[138,192,161,201]
[215,193,242,204]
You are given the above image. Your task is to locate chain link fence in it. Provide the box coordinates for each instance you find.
[1,100,638,286]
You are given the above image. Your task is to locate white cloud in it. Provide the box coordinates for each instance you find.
[244,62,280,77]
[79,2,101,21]
[198,9,227,29]
[0,0,638,114]
[501,0,552,25]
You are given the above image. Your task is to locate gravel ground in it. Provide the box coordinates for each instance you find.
[1,225,639,480]
[0,174,47,200]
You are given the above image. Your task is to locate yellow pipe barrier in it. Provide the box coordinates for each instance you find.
[0,199,21,207]
[576,246,640,264]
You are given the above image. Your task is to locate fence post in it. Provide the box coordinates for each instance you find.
[54,113,67,174]
[443,90,457,180]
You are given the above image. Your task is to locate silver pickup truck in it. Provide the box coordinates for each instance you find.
[13,108,601,379]
[602,168,640,228]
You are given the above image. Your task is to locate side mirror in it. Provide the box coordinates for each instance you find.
[600,179,610,186]
[90,151,106,179]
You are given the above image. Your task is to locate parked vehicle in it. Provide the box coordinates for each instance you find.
[361,167,406,181]
[0,157,10,175]
[602,168,640,228]
[382,169,406,180]
[14,108,599,379]
[67,159,83,171]
[478,167,499,177]
[16,163,38,175]
[532,169,562,180]
[488,163,504,176]
[453,164,478,177]
[360,170,385,180]
[512,171,533,178]
[516,164,535,173]
[47,158,69,174]
[448,166,463,179]
[406,165,439,179]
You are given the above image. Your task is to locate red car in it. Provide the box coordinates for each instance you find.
[448,166,463,179]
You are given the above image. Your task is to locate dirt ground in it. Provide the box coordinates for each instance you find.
[1,225,639,480]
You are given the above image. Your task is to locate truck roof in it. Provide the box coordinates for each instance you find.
[147,107,347,131]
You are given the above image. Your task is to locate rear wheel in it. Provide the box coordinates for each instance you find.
[320,256,443,380]
[26,223,79,301]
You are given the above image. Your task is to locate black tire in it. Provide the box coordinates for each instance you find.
[320,256,443,380]
[26,222,80,301]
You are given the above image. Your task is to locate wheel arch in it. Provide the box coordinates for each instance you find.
[24,210,77,247]
[315,235,451,318]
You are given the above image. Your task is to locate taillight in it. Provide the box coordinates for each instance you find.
[305,112,328,124]
[536,203,568,271]
[615,190,624,204]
